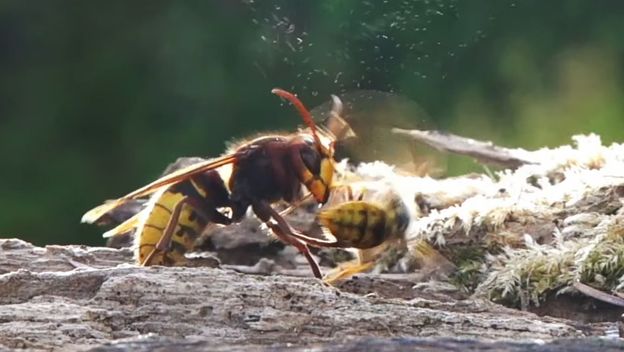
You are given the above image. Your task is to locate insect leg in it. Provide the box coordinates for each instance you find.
[209,208,233,225]
[323,260,375,285]
[252,201,323,279]
[267,222,323,279]
[323,244,387,284]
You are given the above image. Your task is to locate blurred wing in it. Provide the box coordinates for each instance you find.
[316,94,356,142]
[102,210,144,238]
[81,154,238,224]
[312,90,433,170]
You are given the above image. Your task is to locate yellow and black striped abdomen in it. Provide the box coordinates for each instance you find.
[317,201,389,249]
[134,187,207,265]
[317,192,410,250]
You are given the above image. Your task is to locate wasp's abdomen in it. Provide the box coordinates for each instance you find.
[317,201,389,249]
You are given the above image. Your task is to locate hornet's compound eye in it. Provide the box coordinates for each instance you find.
[300,146,321,176]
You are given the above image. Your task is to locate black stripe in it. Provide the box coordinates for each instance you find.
[371,212,387,247]
[138,240,187,254]
[178,224,199,240]
[357,209,368,244]
[144,224,165,231]
[154,203,173,214]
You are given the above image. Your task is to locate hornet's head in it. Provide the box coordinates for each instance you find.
[272,88,347,204]
[298,135,334,203]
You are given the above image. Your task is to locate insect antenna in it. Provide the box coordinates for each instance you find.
[271,88,323,151]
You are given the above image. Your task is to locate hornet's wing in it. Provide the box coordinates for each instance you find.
[81,154,238,224]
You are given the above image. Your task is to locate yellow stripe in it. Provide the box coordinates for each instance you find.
[133,189,207,266]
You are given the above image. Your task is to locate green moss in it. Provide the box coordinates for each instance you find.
[448,245,489,292]
[578,221,624,289]
[475,218,624,307]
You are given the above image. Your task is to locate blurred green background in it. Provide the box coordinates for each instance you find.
[1,1,623,246]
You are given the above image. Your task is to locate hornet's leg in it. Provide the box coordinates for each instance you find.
[252,200,323,279]
[279,192,313,217]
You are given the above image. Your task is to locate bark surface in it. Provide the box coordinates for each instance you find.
[0,239,617,351]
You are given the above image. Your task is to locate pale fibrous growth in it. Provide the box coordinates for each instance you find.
[338,134,624,306]
[476,216,624,308]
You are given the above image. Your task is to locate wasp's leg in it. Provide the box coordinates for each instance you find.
[322,246,383,284]
[142,196,224,266]
[324,184,353,205]
[356,190,366,201]
[252,201,323,279]
[323,259,375,285]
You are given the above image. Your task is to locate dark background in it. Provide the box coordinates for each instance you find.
[1,1,623,246]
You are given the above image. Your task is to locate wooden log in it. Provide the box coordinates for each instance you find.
[0,239,609,351]
[392,128,537,169]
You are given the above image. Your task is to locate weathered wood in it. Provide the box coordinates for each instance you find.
[392,128,537,168]
[0,239,610,351]
[91,336,624,352]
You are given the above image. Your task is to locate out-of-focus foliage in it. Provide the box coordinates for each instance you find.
[0,1,623,245]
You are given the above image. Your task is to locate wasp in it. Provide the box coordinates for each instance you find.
[82,88,349,278]
[290,181,412,283]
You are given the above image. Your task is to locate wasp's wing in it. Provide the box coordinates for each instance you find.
[81,154,238,224]
[312,90,434,171]
[317,95,356,142]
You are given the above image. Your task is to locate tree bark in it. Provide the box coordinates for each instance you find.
[0,239,614,351]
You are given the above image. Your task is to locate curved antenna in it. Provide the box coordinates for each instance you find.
[271,88,323,150]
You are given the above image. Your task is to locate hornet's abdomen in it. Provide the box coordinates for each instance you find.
[135,188,206,265]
